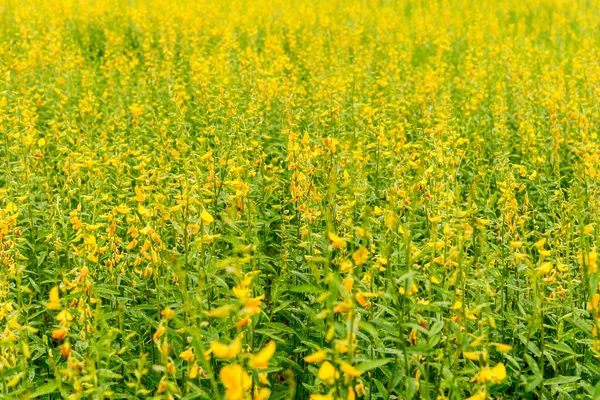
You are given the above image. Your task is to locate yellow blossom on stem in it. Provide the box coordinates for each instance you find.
[471,362,507,384]
[318,361,337,385]
[340,361,362,378]
[153,325,165,341]
[45,286,60,310]
[248,340,276,369]
[52,327,68,340]
[304,350,327,363]
[211,337,242,360]
[205,305,232,318]
[328,232,346,249]
[179,348,194,362]
[352,247,369,265]
[220,364,252,400]
[201,209,214,225]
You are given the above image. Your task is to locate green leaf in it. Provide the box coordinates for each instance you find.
[544,376,580,385]
[30,383,59,397]
[593,381,600,399]
[288,284,321,293]
[374,379,389,399]
[544,343,578,356]
[356,358,392,373]
[524,354,542,392]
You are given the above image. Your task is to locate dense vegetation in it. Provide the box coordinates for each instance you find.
[0,0,599,398]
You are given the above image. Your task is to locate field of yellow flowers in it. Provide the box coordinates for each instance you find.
[1,0,600,398]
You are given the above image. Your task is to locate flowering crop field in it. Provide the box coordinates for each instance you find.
[1,0,600,399]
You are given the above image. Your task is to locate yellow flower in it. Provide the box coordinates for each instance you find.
[189,363,199,379]
[451,300,462,310]
[340,362,362,378]
[355,381,366,396]
[153,325,166,341]
[399,283,419,296]
[336,340,349,354]
[463,351,481,361]
[205,305,232,318]
[539,249,552,257]
[355,292,374,309]
[201,209,214,225]
[211,337,242,360]
[134,186,146,202]
[249,341,276,369]
[466,392,487,400]
[235,318,249,327]
[333,298,354,313]
[318,361,337,385]
[258,372,269,385]
[352,247,369,265]
[60,342,71,358]
[129,104,144,117]
[56,309,73,326]
[241,295,264,316]
[310,394,334,400]
[6,202,17,213]
[137,204,149,215]
[471,362,506,384]
[233,285,250,300]
[587,251,598,274]
[304,350,327,363]
[6,373,22,388]
[161,307,175,320]
[52,327,68,340]
[157,377,167,393]
[538,262,553,275]
[491,343,512,353]
[167,360,176,375]
[347,386,356,400]
[179,348,194,362]
[254,388,271,400]
[490,362,507,382]
[328,232,346,249]
[589,293,600,311]
[342,276,354,292]
[45,286,60,310]
[220,364,252,400]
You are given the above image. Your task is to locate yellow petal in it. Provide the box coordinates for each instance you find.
[538,262,553,275]
[352,247,369,265]
[466,392,486,400]
[249,341,276,369]
[205,305,232,318]
[304,350,327,363]
[201,209,214,225]
[46,286,60,310]
[179,349,194,362]
[340,362,362,378]
[328,232,346,249]
[491,362,507,383]
[318,361,336,385]
[491,343,512,353]
[463,351,481,361]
